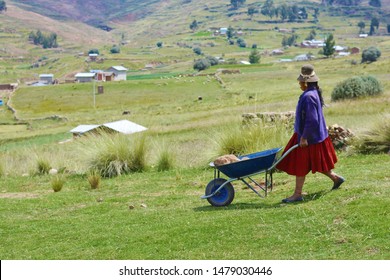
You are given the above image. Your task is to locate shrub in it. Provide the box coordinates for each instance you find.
[331,75,383,101]
[354,117,390,154]
[206,56,219,66]
[84,133,147,178]
[156,150,175,172]
[110,45,120,54]
[156,42,163,48]
[361,46,381,63]
[193,47,202,55]
[193,58,210,71]
[249,49,261,64]
[36,158,51,175]
[51,175,65,192]
[87,171,101,189]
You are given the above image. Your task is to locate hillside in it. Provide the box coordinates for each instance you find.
[1,0,390,85]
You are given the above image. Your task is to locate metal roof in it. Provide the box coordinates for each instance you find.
[69,120,147,135]
[109,66,128,71]
[102,120,147,134]
[70,125,100,134]
[75,73,96,78]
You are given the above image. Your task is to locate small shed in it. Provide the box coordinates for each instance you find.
[69,120,147,138]
[70,124,100,137]
[89,53,98,61]
[39,74,54,84]
[108,66,128,81]
[75,72,96,83]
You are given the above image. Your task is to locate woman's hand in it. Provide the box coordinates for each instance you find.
[299,137,308,148]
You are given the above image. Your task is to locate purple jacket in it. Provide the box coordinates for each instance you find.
[294,87,328,144]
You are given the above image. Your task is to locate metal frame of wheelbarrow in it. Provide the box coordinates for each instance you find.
[201,144,299,206]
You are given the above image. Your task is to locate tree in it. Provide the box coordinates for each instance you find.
[110,45,120,54]
[370,17,379,35]
[387,24,390,33]
[89,49,99,55]
[156,42,163,48]
[249,49,260,64]
[369,0,381,7]
[226,26,234,39]
[193,58,210,71]
[0,1,6,12]
[230,0,246,10]
[193,47,202,55]
[323,34,335,57]
[361,46,381,63]
[189,20,198,31]
[236,37,246,48]
[282,34,298,47]
[247,7,257,19]
[357,21,365,34]
[306,29,316,40]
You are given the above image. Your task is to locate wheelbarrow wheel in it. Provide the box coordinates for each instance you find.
[205,178,235,207]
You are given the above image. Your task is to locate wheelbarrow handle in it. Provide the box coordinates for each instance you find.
[268,144,299,171]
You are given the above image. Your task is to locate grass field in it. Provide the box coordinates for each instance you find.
[0,0,389,261]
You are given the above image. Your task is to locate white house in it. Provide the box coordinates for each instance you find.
[39,74,54,84]
[75,72,96,83]
[108,66,128,81]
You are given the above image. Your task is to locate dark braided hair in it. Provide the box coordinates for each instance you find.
[307,81,324,107]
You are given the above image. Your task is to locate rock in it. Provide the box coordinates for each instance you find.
[49,168,58,175]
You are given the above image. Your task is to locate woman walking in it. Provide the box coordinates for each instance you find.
[276,64,345,203]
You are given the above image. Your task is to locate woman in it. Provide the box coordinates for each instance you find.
[276,64,345,203]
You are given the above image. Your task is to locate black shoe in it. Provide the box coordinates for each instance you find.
[282,196,303,203]
[332,176,345,190]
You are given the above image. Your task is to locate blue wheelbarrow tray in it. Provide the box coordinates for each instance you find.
[201,144,298,206]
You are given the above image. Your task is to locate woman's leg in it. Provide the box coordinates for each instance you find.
[282,176,305,202]
[321,171,345,190]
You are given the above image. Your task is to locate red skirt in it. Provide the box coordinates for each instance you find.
[276,133,338,176]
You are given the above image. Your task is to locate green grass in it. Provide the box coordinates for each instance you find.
[0,0,390,260]
[0,152,389,259]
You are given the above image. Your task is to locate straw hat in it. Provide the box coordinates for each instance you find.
[297,64,319,82]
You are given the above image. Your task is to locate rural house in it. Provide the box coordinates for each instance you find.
[39,74,54,84]
[108,66,128,81]
[75,72,96,83]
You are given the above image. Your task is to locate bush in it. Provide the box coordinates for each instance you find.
[193,47,202,55]
[82,133,148,178]
[36,158,51,175]
[110,45,120,54]
[51,175,65,192]
[87,171,101,189]
[206,56,219,66]
[331,75,383,101]
[193,58,210,71]
[361,46,381,63]
[354,117,390,154]
[156,150,175,172]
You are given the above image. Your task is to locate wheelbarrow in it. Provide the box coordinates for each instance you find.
[201,144,299,206]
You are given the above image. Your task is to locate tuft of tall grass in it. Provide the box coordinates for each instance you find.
[0,161,4,177]
[354,116,390,154]
[51,175,65,192]
[36,158,51,175]
[211,119,291,157]
[156,149,175,172]
[87,171,101,189]
[79,132,148,178]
